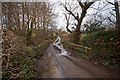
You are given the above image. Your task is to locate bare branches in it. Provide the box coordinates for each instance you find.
[110,12,116,17]
[86,2,94,8]
[77,0,94,9]
[107,0,120,28]
[2,2,57,31]
[63,0,95,43]
[108,17,115,24]
[78,2,84,8]
[64,6,78,20]
[106,0,114,5]
[63,0,95,31]
[64,13,72,33]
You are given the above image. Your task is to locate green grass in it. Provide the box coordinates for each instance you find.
[33,39,56,59]
[61,36,89,60]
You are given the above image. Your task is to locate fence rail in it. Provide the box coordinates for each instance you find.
[68,42,91,53]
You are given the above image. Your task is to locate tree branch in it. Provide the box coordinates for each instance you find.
[106,1,114,5]
[108,17,115,24]
[64,6,78,20]
[86,2,94,9]
[78,2,84,8]
[110,12,116,17]
[66,27,72,33]
[64,13,72,33]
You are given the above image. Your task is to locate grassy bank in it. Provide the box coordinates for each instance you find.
[82,29,120,67]
[33,38,56,59]
[60,29,120,70]
[2,30,35,79]
[2,29,57,79]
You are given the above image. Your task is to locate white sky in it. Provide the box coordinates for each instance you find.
[51,0,118,31]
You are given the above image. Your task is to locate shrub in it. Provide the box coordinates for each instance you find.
[82,29,120,66]
[33,39,53,59]
[33,35,57,59]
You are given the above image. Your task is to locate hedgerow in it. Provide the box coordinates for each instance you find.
[82,29,120,66]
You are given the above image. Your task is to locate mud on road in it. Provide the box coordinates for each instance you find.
[35,36,120,78]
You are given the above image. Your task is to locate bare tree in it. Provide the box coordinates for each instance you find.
[107,0,120,29]
[63,0,95,43]
[2,2,57,45]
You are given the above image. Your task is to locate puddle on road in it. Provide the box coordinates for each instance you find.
[45,52,64,78]
[53,36,69,57]
[52,67,64,78]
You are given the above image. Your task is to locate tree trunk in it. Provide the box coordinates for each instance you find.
[8,3,12,30]
[75,9,87,43]
[22,2,25,30]
[77,9,87,30]
[115,1,120,29]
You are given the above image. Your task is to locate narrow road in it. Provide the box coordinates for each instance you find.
[43,36,119,78]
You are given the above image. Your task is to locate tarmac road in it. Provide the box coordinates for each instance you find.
[43,36,119,78]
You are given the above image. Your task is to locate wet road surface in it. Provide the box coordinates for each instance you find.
[43,36,119,78]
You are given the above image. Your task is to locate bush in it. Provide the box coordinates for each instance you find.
[85,24,106,34]
[2,30,35,79]
[33,39,55,59]
[82,29,120,66]
[33,33,57,59]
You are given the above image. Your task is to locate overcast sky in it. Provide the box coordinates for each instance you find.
[50,0,118,31]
